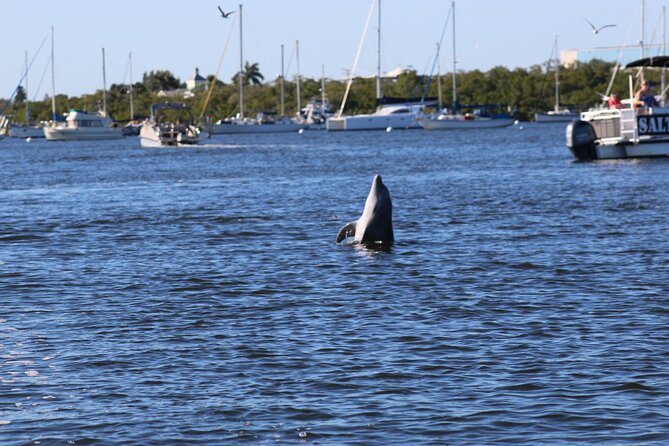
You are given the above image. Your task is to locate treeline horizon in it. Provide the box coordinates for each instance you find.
[0,59,649,123]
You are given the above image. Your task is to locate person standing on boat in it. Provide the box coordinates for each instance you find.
[634,81,656,108]
[608,93,622,109]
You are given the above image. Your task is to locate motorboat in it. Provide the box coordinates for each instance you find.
[44,109,123,141]
[140,102,200,147]
[44,38,122,141]
[327,0,433,131]
[300,97,333,130]
[327,99,427,131]
[566,56,669,161]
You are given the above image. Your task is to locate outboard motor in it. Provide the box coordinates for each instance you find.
[566,120,597,161]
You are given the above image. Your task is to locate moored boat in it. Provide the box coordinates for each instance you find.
[44,109,122,141]
[534,36,579,123]
[9,124,45,139]
[140,102,200,147]
[209,114,305,134]
[326,0,433,132]
[416,1,513,131]
[566,56,669,161]
[535,109,579,123]
[327,99,427,131]
[418,108,514,130]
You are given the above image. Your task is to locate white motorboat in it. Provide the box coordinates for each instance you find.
[140,102,200,147]
[566,56,669,161]
[44,109,122,141]
[327,100,425,131]
[327,0,432,132]
[44,39,122,141]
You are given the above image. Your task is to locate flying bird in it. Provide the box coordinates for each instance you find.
[217,5,235,18]
[583,18,616,34]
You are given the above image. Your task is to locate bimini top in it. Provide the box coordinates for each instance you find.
[625,56,669,68]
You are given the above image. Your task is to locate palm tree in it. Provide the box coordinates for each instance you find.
[232,62,265,86]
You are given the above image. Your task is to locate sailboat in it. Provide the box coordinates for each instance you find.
[208,5,304,134]
[534,36,579,123]
[9,52,45,138]
[418,1,514,130]
[44,39,122,141]
[327,0,428,131]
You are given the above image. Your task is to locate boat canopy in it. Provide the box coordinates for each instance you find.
[625,56,669,69]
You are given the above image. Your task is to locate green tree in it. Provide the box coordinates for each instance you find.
[142,70,181,93]
[232,62,265,86]
[14,86,26,104]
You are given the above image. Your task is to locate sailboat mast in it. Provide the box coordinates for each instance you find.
[280,44,285,117]
[663,6,666,106]
[436,43,443,110]
[641,0,645,59]
[376,0,382,100]
[102,48,108,115]
[24,51,30,124]
[238,3,244,120]
[50,26,57,121]
[451,1,457,107]
[296,40,302,115]
[321,64,326,107]
[554,36,560,112]
[129,52,135,120]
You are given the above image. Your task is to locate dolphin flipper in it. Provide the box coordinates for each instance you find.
[336,221,357,243]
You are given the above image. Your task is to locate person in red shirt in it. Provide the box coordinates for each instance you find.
[608,93,622,109]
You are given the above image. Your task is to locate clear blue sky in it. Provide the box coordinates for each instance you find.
[1,0,663,98]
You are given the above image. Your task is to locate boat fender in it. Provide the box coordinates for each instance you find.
[566,120,597,161]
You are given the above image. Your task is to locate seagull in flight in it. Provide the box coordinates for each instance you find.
[218,5,235,18]
[583,18,616,34]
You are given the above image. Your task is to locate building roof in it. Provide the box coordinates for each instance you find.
[189,68,206,82]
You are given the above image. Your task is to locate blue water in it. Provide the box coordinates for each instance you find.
[1,125,668,445]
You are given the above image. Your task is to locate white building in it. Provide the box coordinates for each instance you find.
[186,68,207,91]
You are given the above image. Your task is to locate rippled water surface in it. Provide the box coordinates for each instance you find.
[1,125,669,445]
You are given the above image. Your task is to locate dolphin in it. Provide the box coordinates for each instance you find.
[336,175,394,244]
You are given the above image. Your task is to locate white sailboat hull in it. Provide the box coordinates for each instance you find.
[418,116,514,130]
[326,112,420,131]
[209,120,305,134]
[9,125,45,138]
[44,127,122,141]
[534,112,579,123]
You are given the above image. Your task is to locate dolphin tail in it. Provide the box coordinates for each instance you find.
[336,221,357,243]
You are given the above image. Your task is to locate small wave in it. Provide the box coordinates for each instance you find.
[609,382,656,392]
[510,261,540,270]
[497,383,545,391]
[0,234,48,243]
